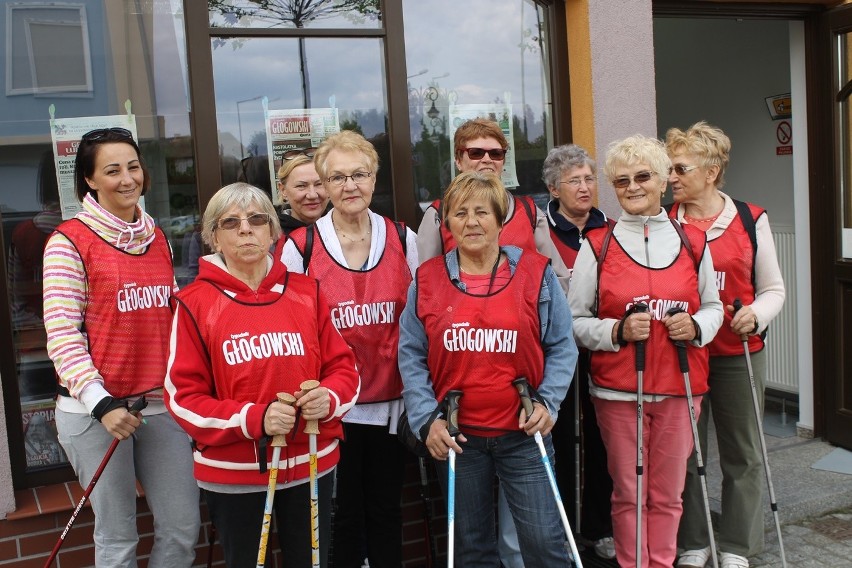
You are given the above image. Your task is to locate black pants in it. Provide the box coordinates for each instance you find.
[552,354,613,541]
[205,473,333,568]
[332,422,406,568]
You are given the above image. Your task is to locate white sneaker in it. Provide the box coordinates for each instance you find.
[720,552,749,568]
[677,547,711,568]
[593,536,616,560]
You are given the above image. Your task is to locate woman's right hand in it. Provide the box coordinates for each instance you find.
[426,418,466,461]
[101,407,142,440]
[612,311,652,343]
[263,400,297,436]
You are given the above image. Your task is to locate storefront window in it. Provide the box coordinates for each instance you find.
[208,0,382,30]
[0,0,195,485]
[402,0,554,209]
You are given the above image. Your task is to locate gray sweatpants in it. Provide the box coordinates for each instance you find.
[56,409,200,567]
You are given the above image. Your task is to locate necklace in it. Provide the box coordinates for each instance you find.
[684,212,720,224]
[334,219,371,243]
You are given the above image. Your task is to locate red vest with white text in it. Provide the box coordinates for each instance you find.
[586,226,709,396]
[669,202,766,356]
[435,196,538,255]
[416,251,547,434]
[55,219,173,399]
[291,217,411,403]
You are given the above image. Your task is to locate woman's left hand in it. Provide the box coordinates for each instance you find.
[663,312,696,342]
[295,386,330,420]
[519,402,554,437]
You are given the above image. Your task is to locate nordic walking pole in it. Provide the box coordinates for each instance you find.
[300,379,322,568]
[666,307,719,568]
[257,392,297,568]
[733,299,787,568]
[418,456,437,568]
[44,396,148,568]
[632,302,649,568]
[572,367,582,532]
[445,390,462,568]
[513,378,584,568]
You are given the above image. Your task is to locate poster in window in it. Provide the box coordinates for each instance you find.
[22,399,68,470]
[448,102,519,189]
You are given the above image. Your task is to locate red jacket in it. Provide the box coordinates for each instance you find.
[165,254,360,486]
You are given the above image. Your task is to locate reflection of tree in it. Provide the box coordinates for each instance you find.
[209,1,381,109]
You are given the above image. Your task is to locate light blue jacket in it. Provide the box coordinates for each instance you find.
[398,245,577,440]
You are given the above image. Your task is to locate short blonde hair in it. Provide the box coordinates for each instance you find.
[201,182,281,248]
[276,154,314,185]
[313,130,379,180]
[665,121,731,188]
[442,171,509,227]
[603,135,671,194]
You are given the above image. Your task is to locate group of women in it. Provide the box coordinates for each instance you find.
[43,118,782,568]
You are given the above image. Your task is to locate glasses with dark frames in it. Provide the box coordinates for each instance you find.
[459,147,508,161]
[282,147,318,160]
[612,171,656,189]
[81,127,134,142]
[216,213,271,231]
[672,164,699,176]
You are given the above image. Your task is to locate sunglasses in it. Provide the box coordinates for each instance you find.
[460,147,508,161]
[81,127,134,142]
[282,147,318,160]
[672,164,699,176]
[216,213,271,231]
[612,171,656,189]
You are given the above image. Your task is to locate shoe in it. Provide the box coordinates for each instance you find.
[677,547,711,568]
[593,536,616,560]
[720,552,749,567]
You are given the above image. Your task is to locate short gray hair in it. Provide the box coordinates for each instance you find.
[542,144,596,189]
[201,182,281,248]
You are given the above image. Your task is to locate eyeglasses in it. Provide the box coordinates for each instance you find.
[282,147,318,160]
[612,171,656,189]
[216,213,271,231]
[672,164,699,176]
[460,147,508,161]
[81,127,134,142]
[560,175,597,189]
[326,171,372,187]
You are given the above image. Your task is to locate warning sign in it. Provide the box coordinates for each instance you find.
[765,93,792,120]
[776,120,792,155]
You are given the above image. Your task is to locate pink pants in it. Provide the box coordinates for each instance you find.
[594,396,701,568]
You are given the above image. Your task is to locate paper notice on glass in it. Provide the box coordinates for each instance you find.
[265,108,340,205]
[49,114,140,220]
[448,103,519,189]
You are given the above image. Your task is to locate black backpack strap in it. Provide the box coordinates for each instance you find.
[394,220,407,256]
[517,195,536,229]
[733,199,758,285]
[669,219,698,269]
[303,225,314,273]
[593,223,615,317]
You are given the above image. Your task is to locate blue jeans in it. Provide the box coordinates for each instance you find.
[436,430,573,567]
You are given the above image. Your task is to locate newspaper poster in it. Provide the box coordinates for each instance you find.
[22,399,68,470]
[448,103,519,188]
[264,107,340,205]
[49,111,140,220]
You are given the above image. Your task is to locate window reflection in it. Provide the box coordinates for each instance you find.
[403,0,553,208]
[208,0,382,30]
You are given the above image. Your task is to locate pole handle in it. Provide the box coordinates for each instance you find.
[666,306,690,373]
[633,303,649,372]
[272,392,297,447]
[445,390,462,437]
[512,378,535,421]
[299,380,321,435]
[732,298,749,342]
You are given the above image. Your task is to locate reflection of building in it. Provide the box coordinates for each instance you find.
[1,2,851,566]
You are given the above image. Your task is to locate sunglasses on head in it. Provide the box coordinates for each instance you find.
[282,147,318,160]
[81,127,134,142]
[612,170,656,189]
[216,213,271,231]
[460,147,507,161]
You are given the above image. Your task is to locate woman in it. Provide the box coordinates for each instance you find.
[275,153,330,239]
[43,127,200,567]
[543,143,616,560]
[568,135,723,568]
[280,130,418,568]
[165,182,360,567]
[399,170,577,566]
[667,122,785,568]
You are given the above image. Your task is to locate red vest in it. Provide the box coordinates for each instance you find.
[586,226,709,396]
[434,196,538,255]
[549,226,578,275]
[290,217,411,403]
[669,202,766,356]
[56,219,173,399]
[416,252,547,434]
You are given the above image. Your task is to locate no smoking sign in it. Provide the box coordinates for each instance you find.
[776,120,792,155]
